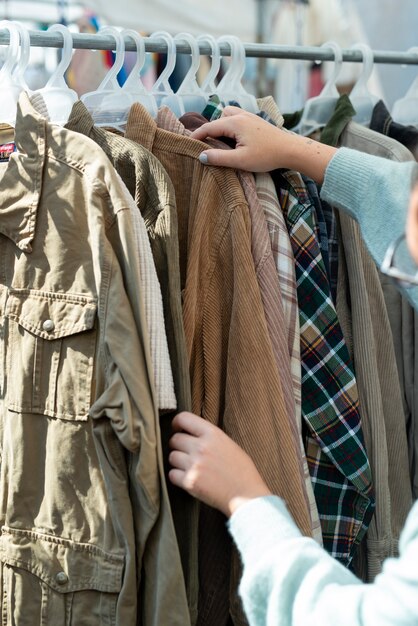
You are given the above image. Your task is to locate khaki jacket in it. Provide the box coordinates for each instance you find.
[65,101,198,624]
[0,94,189,625]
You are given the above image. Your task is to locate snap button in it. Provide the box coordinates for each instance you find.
[42,319,55,333]
[55,571,68,585]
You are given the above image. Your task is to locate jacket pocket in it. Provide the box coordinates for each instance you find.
[0,526,124,626]
[5,289,97,421]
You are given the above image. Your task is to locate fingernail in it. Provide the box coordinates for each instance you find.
[199,152,208,165]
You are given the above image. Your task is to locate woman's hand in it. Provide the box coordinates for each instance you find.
[168,411,271,517]
[191,106,337,184]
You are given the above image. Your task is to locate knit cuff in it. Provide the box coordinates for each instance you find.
[228,495,302,565]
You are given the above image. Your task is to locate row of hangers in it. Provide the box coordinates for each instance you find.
[298,40,418,136]
[0,20,259,130]
[1,19,418,135]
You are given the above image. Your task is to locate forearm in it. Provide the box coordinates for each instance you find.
[280,130,338,184]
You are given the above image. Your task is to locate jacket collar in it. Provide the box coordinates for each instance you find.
[0,91,46,252]
[125,103,157,152]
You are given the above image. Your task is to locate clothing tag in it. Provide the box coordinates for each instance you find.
[0,142,16,162]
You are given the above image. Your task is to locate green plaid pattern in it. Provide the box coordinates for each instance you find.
[201,95,225,121]
[275,169,375,565]
[201,95,274,123]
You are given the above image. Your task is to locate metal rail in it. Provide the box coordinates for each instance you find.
[0,29,417,65]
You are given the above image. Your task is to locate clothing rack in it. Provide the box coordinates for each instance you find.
[1,28,418,66]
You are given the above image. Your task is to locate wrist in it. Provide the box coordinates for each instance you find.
[282,132,337,184]
[227,488,272,518]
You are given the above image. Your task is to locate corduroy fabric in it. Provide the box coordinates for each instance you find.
[180,111,321,539]
[181,105,322,548]
[167,107,314,626]
[64,103,200,620]
[180,111,322,623]
[179,112,301,444]
[255,171,322,546]
[125,102,313,626]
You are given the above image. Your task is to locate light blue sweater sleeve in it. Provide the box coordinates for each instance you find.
[228,496,418,626]
[320,147,418,308]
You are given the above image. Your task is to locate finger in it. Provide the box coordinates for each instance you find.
[222,105,253,118]
[169,431,195,451]
[168,450,190,470]
[190,117,240,142]
[172,411,211,437]
[199,147,249,170]
[168,468,187,489]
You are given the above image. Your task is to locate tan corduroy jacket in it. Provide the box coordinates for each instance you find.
[125,103,313,626]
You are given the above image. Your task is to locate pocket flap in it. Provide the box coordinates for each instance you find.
[0,526,124,594]
[5,289,97,340]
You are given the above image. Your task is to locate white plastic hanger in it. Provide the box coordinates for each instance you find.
[11,21,31,93]
[120,29,158,118]
[0,20,24,126]
[174,33,207,113]
[197,34,221,97]
[349,43,379,126]
[34,24,77,125]
[81,26,129,128]
[216,35,258,113]
[151,30,185,116]
[392,47,418,126]
[292,41,343,136]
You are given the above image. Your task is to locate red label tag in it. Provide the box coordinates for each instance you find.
[0,143,16,162]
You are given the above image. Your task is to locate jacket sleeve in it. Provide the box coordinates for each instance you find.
[228,496,418,626]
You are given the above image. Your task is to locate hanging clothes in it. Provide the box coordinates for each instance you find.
[179,108,322,546]
[123,101,314,626]
[63,100,199,623]
[370,99,418,501]
[273,169,375,564]
[320,97,415,579]
[0,93,190,625]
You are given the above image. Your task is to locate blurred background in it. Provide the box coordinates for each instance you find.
[1,0,418,111]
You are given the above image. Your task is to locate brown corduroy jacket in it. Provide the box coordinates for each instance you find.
[125,103,313,625]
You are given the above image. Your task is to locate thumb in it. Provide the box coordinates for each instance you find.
[199,148,248,170]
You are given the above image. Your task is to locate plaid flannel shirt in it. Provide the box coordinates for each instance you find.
[202,95,274,123]
[256,171,323,545]
[275,169,375,564]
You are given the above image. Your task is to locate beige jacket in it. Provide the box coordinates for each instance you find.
[64,101,198,623]
[0,93,189,625]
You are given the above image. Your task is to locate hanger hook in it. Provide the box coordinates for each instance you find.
[197,34,221,93]
[0,20,20,79]
[11,21,30,88]
[45,24,73,89]
[97,26,125,91]
[151,31,177,94]
[319,41,343,97]
[218,35,246,85]
[350,43,375,95]
[174,32,201,93]
[122,29,146,81]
